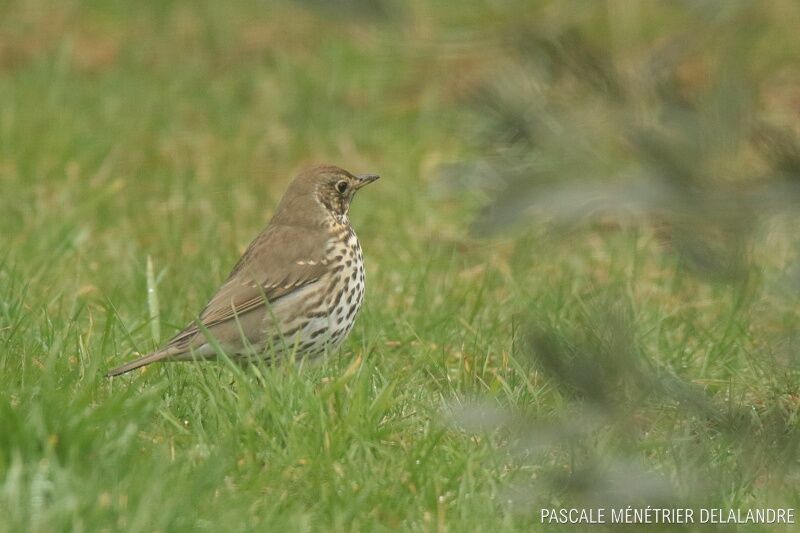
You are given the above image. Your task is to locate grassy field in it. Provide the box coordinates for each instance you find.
[2,1,800,531]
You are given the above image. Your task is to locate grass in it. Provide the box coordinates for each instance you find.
[2,1,800,531]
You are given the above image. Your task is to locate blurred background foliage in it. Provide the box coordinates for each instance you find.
[2,0,800,530]
[442,0,800,522]
[450,1,800,274]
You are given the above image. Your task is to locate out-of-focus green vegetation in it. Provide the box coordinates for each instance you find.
[1,1,800,530]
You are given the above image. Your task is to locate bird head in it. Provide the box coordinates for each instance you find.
[273,165,380,226]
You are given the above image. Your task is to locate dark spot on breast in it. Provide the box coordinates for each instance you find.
[331,287,344,308]
[310,328,328,339]
[281,323,306,338]
[298,340,317,352]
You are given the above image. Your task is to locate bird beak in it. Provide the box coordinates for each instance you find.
[354,174,380,189]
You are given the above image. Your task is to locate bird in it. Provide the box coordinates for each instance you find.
[106,165,379,377]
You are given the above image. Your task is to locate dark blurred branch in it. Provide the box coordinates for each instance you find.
[444,2,800,284]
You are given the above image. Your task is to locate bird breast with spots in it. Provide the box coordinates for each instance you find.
[262,226,365,358]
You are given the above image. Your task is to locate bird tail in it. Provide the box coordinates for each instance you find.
[106,348,179,377]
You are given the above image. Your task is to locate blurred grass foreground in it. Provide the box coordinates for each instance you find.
[2,1,800,531]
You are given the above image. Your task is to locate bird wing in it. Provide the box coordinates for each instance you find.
[164,223,330,349]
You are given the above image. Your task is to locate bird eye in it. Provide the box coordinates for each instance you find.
[335,180,348,194]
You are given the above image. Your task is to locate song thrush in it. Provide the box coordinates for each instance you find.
[106,165,379,377]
